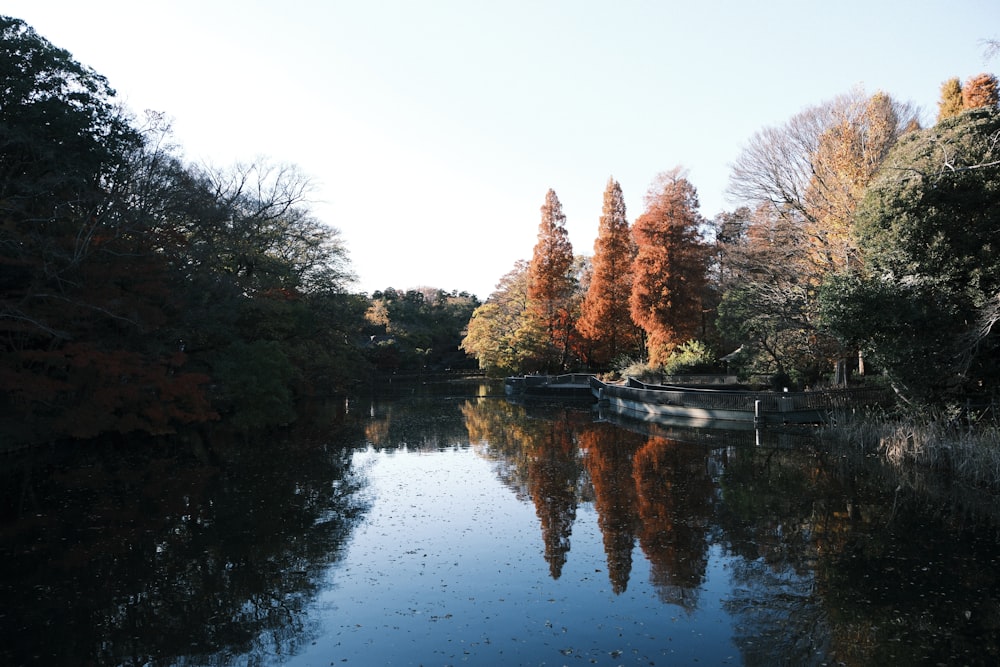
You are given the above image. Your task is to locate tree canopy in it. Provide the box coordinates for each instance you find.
[630,169,708,366]
[819,107,1000,400]
[527,189,577,371]
[577,178,642,367]
[0,16,375,442]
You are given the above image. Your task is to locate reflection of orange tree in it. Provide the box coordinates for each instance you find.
[579,422,644,593]
[632,437,713,610]
[363,406,391,447]
[462,400,590,578]
[525,413,581,579]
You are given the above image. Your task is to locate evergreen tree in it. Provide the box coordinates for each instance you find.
[576,178,641,367]
[629,169,708,366]
[819,107,1000,400]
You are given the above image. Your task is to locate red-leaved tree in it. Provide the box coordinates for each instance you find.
[528,189,576,371]
[576,178,641,367]
[629,169,708,366]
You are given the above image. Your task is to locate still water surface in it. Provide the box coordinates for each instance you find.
[3,379,1000,665]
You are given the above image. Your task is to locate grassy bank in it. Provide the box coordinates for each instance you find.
[830,409,1000,491]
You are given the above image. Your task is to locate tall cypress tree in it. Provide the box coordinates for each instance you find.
[528,189,575,371]
[629,169,708,366]
[577,178,641,367]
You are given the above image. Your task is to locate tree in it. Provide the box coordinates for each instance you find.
[712,206,832,383]
[0,17,216,440]
[461,261,547,376]
[629,169,708,366]
[0,17,370,440]
[725,89,918,382]
[962,72,999,110]
[728,88,918,278]
[937,77,964,122]
[363,287,479,371]
[804,92,905,273]
[818,107,1000,400]
[576,178,642,367]
[527,189,576,370]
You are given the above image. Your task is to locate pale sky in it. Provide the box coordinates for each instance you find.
[5,1,998,299]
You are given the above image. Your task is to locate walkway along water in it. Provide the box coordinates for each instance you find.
[505,374,895,426]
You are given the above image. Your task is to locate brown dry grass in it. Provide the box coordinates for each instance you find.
[829,410,1000,491]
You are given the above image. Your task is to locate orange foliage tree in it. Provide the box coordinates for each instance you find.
[527,189,576,371]
[579,422,642,593]
[804,91,904,273]
[629,169,708,366]
[576,178,642,367]
[962,72,999,110]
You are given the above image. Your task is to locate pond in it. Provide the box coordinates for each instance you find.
[2,378,1000,665]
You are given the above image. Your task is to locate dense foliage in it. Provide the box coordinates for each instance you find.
[465,78,999,408]
[576,178,642,367]
[629,169,709,366]
[0,17,477,445]
[5,14,999,440]
[819,107,1000,400]
[363,287,479,373]
[527,189,578,371]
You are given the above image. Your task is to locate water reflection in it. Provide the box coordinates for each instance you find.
[465,397,719,605]
[0,417,368,666]
[460,391,1000,664]
[4,381,1000,665]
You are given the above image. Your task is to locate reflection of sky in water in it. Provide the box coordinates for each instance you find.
[287,446,741,666]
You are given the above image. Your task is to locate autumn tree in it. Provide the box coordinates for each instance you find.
[629,169,708,366]
[461,261,547,376]
[729,88,918,278]
[819,107,1000,401]
[527,189,576,370]
[802,92,907,273]
[713,206,828,382]
[937,77,964,122]
[962,72,999,110]
[576,178,642,367]
[725,89,918,383]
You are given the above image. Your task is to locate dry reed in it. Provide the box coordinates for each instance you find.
[829,408,1000,491]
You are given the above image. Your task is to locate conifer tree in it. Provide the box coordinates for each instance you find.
[629,169,708,366]
[937,77,964,122]
[576,178,641,367]
[962,72,999,110]
[528,189,575,370]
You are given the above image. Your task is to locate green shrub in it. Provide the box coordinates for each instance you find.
[663,340,716,375]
